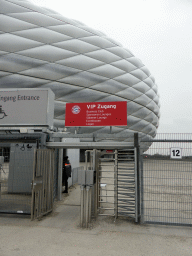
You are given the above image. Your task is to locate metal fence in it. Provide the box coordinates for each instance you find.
[140,133,192,226]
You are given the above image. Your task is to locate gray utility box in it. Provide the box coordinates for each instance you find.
[8,143,36,194]
[78,170,95,186]
[0,88,55,128]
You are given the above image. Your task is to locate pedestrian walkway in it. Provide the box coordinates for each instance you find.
[39,184,81,232]
[0,184,192,256]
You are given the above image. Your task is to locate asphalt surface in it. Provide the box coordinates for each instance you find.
[0,184,192,256]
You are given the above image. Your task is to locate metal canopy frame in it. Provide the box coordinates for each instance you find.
[46,141,134,149]
[50,132,134,139]
[47,132,137,149]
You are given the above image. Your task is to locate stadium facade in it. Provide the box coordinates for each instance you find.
[0,0,160,142]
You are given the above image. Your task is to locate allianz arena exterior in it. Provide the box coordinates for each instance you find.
[0,0,160,143]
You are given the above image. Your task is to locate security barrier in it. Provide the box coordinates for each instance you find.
[79,147,139,228]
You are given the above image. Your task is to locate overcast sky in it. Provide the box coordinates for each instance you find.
[31,0,192,134]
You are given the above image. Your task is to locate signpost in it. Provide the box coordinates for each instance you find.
[65,101,127,127]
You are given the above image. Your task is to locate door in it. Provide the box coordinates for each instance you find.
[31,149,55,220]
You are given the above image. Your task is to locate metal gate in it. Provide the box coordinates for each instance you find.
[0,144,55,218]
[94,148,139,222]
[140,133,192,226]
[96,150,116,218]
[31,148,55,220]
[117,149,138,221]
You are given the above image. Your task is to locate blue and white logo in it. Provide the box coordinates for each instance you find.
[72,105,81,114]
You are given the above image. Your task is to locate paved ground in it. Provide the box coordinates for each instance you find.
[0,184,192,256]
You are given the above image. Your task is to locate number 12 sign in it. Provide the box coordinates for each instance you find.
[170,148,182,159]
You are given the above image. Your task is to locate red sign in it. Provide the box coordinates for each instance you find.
[106,150,114,153]
[65,101,127,127]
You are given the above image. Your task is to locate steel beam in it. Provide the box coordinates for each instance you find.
[141,139,192,143]
[46,142,133,149]
[49,132,134,139]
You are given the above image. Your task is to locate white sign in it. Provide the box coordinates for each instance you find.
[170,148,182,159]
[0,89,54,127]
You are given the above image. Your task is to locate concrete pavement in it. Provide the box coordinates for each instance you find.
[0,184,192,256]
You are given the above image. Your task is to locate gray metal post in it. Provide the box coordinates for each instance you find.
[85,151,88,170]
[57,147,63,201]
[85,186,90,228]
[80,185,85,228]
[140,154,144,224]
[114,150,118,220]
[90,151,93,170]
[40,133,47,149]
[134,133,140,223]
[89,187,92,223]
[93,149,97,218]
[94,150,99,216]
[97,151,101,210]
[134,147,138,222]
